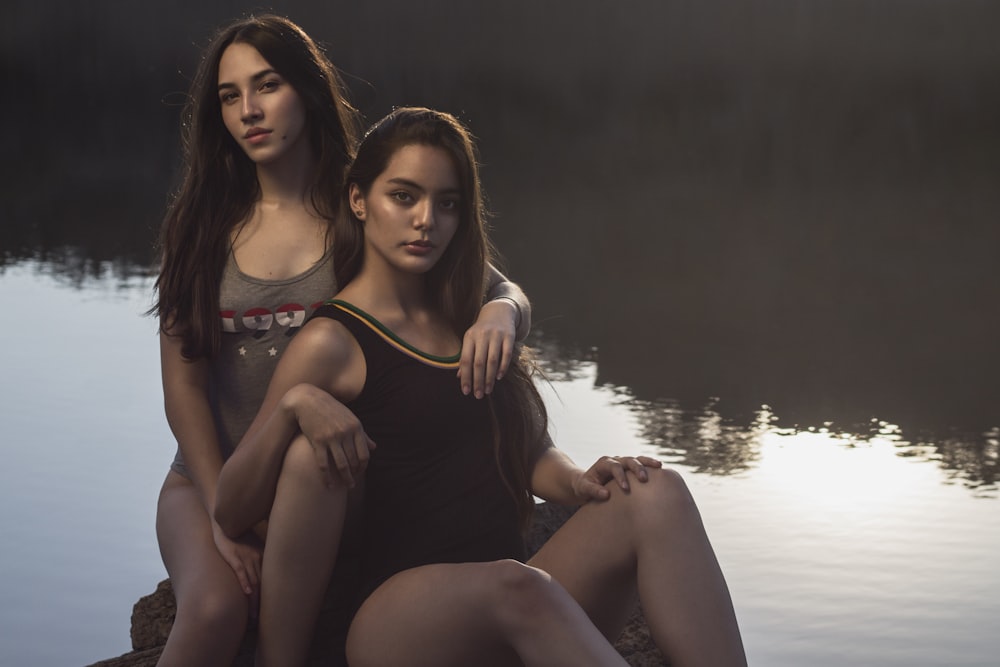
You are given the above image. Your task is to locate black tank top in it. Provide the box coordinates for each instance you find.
[311,300,525,596]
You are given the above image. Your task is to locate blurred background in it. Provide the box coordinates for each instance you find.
[4,0,999,436]
[1,1,998,665]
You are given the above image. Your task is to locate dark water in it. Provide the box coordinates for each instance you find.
[2,1,998,665]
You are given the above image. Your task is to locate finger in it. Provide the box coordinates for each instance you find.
[328,445,356,488]
[606,457,630,491]
[229,559,253,595]
[623,457,649,482]
[245,550,262,592]
[482,338,502,396]
[458,334,476,395]
[472,342,489,399]
[311,443,335,488]
[636,456,662,468]
[351,430,372,474]
[338,434,361,473]
[495,334,514,381]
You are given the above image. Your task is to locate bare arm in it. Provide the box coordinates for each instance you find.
[459,264,533,398]
[529,447,663,506]
[214,319,372,537]
[160,330,268,594]
[160,331,225,513]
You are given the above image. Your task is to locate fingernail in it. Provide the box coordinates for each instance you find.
[462,385,470,395]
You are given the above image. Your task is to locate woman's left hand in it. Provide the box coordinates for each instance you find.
[458,299,517,399]
[573,455,663,501]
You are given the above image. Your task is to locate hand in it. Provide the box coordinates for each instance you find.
[289,384,376,489]
[572,455,663,501]
[458,299,517,398]
[212,520,263,601]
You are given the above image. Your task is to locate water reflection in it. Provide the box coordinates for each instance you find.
[533,338,997,497]
[1,261,998,667]
[932,427,999,496]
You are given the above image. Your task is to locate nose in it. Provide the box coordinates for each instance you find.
[414,201,435,230]
[241,93,262,123]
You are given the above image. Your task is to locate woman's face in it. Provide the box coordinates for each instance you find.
[350,143,461,276]
[216,42,308,166]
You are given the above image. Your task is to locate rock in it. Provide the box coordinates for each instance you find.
[129,580,175,651]
[86,503,668,666]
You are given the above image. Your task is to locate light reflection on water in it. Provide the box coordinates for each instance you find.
[1,264,998,667]
[536,355,1000,666]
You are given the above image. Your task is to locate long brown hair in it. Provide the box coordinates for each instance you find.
[338,107,547,528]
[151,14,359,358]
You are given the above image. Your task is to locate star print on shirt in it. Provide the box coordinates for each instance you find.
[268,347,278,357]
[239,346,247,357]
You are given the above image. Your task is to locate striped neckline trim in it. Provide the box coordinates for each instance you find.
[324,299,461,369]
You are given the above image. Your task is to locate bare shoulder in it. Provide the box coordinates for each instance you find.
[287,316,361,367]
[277,315,366,401]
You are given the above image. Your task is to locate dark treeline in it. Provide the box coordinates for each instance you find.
[3,0,998,440]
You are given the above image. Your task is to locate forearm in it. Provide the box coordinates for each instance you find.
[485,263,532,340]
[529,447,587,506]
[214,390,303,536]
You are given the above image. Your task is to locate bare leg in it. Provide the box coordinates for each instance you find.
[529,468,747,667]
[346,560,630,667]
[256,434,350,667]
[155,471,248,667]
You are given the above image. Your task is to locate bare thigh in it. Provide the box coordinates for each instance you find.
[346,562,524,667]
[528,471,679,637]
[156,471,247,614]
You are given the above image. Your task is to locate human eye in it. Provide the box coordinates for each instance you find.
[259,78,282,93]
[439,198,460,211]
[219,90,239,105]
[390,191,414,204]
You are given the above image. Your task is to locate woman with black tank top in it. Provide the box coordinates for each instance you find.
[215,107,747,667]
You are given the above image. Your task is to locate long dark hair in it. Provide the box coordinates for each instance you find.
[338,107,547,528]
[151,14,359,358]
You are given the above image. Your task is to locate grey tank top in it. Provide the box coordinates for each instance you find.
[171,247,337,477]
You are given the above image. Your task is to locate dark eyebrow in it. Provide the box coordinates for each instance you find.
[217,69,280,91]
[386,177,460,195]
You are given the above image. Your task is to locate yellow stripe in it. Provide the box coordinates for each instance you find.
[326,301,461,370]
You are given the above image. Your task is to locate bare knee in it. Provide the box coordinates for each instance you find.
[280,434,331,487]
[618,467,700,530]
[174,582,248,639]
[487,560,568,634]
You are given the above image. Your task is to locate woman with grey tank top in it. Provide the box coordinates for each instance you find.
[149,15,530,666]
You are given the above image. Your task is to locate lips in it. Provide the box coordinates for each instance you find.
[404,240,435,255]
[244,127,271,139]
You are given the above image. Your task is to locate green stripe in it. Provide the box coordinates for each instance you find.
[324,299,462,365]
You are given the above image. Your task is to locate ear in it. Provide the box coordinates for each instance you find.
[349,183,365,219]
